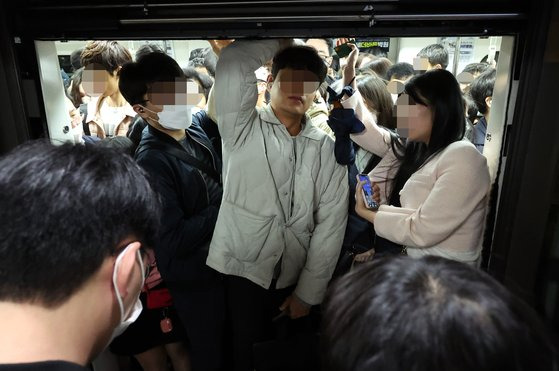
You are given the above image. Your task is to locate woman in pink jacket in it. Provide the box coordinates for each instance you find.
[342,44,490,266]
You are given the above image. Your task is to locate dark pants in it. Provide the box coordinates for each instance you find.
[226,275,294,371]
[168,279,226,371]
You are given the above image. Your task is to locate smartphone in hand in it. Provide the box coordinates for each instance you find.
[358,174,379,210]
[335,41,354,58]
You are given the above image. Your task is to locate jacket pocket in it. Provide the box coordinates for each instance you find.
[218,201,276,263]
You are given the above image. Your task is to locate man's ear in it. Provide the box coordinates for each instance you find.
[485,96,492,109]
[433,63,443,70]
[114,65,123,77]
[114,241,142,302]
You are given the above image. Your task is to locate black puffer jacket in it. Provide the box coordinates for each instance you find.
[135,122,222,286]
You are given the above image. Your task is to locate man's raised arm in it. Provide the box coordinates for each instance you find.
[214,39,285,145]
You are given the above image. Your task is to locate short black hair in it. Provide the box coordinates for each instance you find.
[417,43,449,69]
[386,62,415,81]
[135,43,165,61]
[469,68,496,114]
[322,255,558,371]
[462,62,491,76]
[70,48,84,71]
[271,45,327,84]
[97,136,135,156]
[119,52,185,106]
[0,140,161,307]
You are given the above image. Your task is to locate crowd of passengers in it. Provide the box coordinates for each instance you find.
[0,38,556,371]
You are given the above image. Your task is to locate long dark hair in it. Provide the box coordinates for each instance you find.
[387,69,465,206]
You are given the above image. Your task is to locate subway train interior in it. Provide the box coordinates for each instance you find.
[0,0,558,370]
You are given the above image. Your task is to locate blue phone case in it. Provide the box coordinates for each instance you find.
[359,174,379,210]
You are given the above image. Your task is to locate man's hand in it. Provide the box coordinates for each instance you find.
[279,294,311,319]
[208,39,234,56]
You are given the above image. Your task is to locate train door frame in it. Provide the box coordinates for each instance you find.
[1,1,558,323]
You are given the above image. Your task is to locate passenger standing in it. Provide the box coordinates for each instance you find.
[343,44,490,265]
[81,41,135,138]
[470,68,496,153]
[207,39,348,371]
[415,43,449,71]
[119,52,225,371]
[0,141,161,370]
[323,255,558,371]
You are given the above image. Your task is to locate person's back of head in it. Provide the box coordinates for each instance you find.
[417,43,449,70]
[356,52,376,69]
[322,255,558,371]
[360,57,393,80]
[97,135,135,156]
[357,74,394,128]
[386,62,415,82]
[469,68,496,116]
[0,140,161,362]
[462,62,491,78]
[135,43,165,61]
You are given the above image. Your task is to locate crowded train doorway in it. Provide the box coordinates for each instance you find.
[3,0,558,341]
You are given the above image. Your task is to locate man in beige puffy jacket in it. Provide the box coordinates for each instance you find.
[206,39,348,370]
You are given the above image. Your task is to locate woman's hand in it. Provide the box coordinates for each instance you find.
[373,182,381,205]
[343,43,359,88]
[355,177,377,223]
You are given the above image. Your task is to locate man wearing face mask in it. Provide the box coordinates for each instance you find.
[207,39,348,370]
[0,141,160,370]
[119,52,225,371]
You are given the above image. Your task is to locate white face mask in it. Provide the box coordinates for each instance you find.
[109,244,145,341]
[144,104,192,131]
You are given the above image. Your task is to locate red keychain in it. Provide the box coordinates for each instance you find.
[160,308,173,333]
